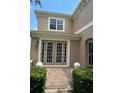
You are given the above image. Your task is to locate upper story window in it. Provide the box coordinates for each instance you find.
[48,17,65,31]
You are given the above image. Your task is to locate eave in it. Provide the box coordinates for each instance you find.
[30,31,81,40]
[35,10,72,19]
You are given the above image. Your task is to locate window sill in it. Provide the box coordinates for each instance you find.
[48,29,65,32]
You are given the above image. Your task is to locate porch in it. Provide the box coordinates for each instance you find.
[30,31,81,67]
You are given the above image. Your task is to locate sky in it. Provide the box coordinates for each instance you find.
[30,0,80,30]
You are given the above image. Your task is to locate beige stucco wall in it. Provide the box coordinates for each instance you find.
[30,37,38,66]
[37,15,73,33]
[79,26,93,67]
[72,0,93,33]
[70,40,80,67]
[36,0,93,34]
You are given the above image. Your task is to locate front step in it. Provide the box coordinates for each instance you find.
[45,88,73,93]
[45,68,73,93]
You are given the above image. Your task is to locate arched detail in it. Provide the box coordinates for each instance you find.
[85,38,93,44]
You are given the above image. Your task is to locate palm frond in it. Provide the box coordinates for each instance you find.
[30,0,41,7]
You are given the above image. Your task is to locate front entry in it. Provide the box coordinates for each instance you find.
[41,40,67,65]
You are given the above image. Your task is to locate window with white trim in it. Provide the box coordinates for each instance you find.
[86,39,93,67]
[48,17,65,31]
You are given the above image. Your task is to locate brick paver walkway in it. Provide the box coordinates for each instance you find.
[45,67,73,93]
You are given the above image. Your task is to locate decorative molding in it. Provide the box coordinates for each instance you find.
[74,21,93,34]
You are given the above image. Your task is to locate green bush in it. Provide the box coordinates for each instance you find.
[72,68,93,93]
[56,89,63,93]
[30,67,47,93]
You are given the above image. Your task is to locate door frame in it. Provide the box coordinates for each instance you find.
[39,38,70,67]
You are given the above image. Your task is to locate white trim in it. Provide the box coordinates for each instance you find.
[74,21,93,34]
[37,38,42,62]
[41,38,70,67]
[42,38,69,41]
[48,17,65,32]
[67,40,70,67]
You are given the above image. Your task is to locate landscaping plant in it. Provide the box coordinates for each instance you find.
[30,67,47,93]
[72,68,93,93]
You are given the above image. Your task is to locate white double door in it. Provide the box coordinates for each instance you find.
[41,40,67,65]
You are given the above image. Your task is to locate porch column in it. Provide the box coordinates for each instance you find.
[36,37,43,67]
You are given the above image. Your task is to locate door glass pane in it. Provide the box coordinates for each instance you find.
[64,42,67,63]
[47,42,53,63]
[56,42,62,63]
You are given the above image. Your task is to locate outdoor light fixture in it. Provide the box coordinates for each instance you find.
[74,62,80,69]
[36,62,43,68]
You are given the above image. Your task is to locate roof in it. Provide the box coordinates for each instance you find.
[35,10,72,19]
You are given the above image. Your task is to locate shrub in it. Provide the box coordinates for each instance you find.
[30,67,47,93]
[56,89,63,93]
[72,68,93,93]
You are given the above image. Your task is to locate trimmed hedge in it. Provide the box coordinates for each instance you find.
[72,68,93,93]
[30,67,47,93]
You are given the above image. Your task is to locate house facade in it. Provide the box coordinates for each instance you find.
[30,0,93,68]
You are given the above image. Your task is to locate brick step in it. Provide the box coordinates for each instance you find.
[45,68,73,90]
